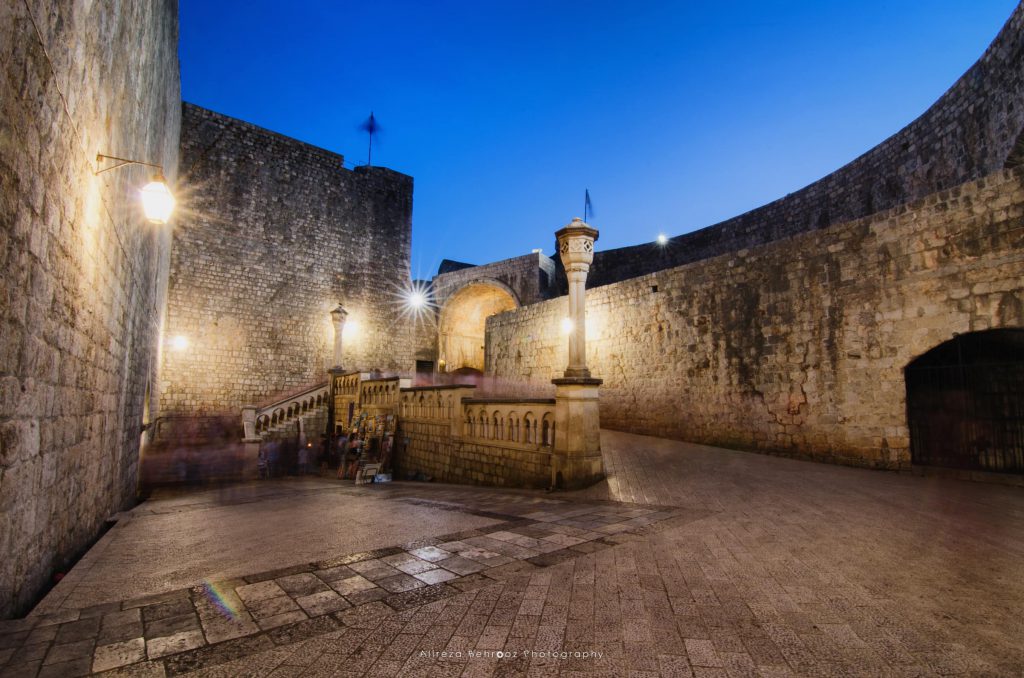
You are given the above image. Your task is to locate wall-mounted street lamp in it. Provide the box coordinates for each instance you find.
[95,153,176,224]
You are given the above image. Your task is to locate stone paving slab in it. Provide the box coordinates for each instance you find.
[0,481,681,677]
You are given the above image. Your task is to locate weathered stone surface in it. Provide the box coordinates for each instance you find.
[487,170,1024,469]
[0,0,180,618]
[161,104,418,417]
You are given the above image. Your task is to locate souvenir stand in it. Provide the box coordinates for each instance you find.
[349,411,396,484]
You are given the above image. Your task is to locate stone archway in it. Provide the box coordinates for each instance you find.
[438,281,519,372]
[905,329,1024,473]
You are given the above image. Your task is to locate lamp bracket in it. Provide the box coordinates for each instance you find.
[95,153,164,176]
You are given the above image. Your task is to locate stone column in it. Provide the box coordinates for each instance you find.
[241,406,258,442]
[551,218,604,489]
[330,304,348,370]
[240,406,261,480]
[557,218,598,378]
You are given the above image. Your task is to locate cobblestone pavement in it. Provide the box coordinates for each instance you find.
[2,430,1023,676]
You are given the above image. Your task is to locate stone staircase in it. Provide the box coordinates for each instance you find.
[242,382,331,443]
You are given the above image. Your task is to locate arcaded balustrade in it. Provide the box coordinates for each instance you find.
[461,399,556,449]
[332,372,361,397]
[359,377,404,408]
[399,385,469,421]
[251,382,330,435]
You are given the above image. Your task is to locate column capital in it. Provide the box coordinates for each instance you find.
[555,218,599,269]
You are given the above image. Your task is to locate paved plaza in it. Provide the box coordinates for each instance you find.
[1,431,1023,677]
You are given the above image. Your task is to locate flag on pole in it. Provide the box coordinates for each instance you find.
[584,189,594,222]
[360,112,380,166]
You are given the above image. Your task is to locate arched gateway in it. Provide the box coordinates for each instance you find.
[438,280,519,372]
[905,329,1024,473]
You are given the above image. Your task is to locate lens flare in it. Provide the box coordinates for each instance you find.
[199,579,239,620]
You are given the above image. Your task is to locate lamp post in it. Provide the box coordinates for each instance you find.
[550,218,604,489]
[330,305,348,370]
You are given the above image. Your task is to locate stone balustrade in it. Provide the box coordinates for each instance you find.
[244,382,330,440]
[460,399,556,449]
[395,385,558,488]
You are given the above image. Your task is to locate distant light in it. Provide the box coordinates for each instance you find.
[531,248,543,254]
[561,318,574,335]
[140,173,175,224]
[407,290,426,309]
[656,233,668,246]
[170,335,189,351]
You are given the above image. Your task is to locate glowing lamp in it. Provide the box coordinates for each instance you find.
[343,319,360,338]
[140,173,175,224]
[95,153,175,224]
[170,335,189,351]
[408,290,426,309]
[657,233,668,246]
[561,317,574,335]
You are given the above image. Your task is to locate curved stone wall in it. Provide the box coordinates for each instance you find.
[587,4,1024,288]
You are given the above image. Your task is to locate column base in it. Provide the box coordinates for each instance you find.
[551,377,605,489]
[551,452,605,489]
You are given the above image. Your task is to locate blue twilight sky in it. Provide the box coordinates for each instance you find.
[179,1,1018,277]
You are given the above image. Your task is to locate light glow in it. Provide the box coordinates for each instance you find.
[140,175,175,224]
[561,317,574,335]
[408,290,427,309]
[656,233,668,246]
[342,319,360,339]
[170,335,189,351]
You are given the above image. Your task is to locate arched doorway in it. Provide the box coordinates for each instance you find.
[438,281,518,373]
[905,329,1024,473]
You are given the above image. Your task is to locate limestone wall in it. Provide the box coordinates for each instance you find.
[586,5,1024,288]
[162,104,416,416]
[486,170,1024,469]
[0,1,181,617]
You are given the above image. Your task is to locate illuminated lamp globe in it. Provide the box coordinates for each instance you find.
[140,172,175,224]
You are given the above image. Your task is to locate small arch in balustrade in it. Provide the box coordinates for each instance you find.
[541,413,554,446]
[523,412,536,444]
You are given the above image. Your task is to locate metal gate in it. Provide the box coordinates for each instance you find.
[905,330,1024,473]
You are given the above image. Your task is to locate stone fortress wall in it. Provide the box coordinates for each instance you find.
[487,170,1024,469]
[0,1,181,617]
[584,5,1024,289]
[161,104,418,416]
[485,4,1024,469]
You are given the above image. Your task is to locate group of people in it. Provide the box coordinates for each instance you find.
[256,435,317,478]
